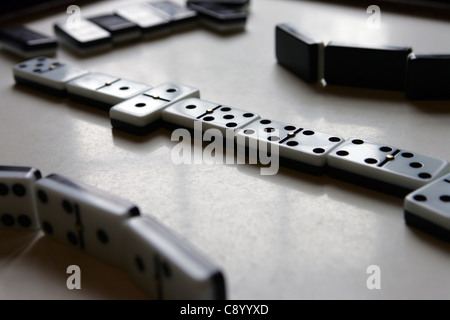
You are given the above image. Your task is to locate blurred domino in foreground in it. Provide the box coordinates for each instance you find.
[404,173,450,242]
[0,26,57,58]
[33,173,226,299]
[34,174,141,269]
[275,23,324,83]
[124,216,226,300]
[0,166,42,231]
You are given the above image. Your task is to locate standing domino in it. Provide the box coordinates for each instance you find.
[13,56,90,97]
[110,82,200,135]
[124,216,226,300]
[324,42,412,91]
[235,118,343,175]
[34,174,140,269]
[275,23,324,83]
[162,97,260,137]
[406,54,450,100]
[0,166,42,230]
[66,72,151,110]
[327,138,449,197]
[404,173,450,242]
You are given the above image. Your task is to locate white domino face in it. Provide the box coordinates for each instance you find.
[13,57,90,91]
[67,72,151,106]
[405,174,450,231]
[124,216,225,300]
[115,3,170,34]
[34,174,140,269]
[54,19,111,47]
[327,138,450,189]
[110,82,200,127]
[162,97,260,135]
[235,118,344,167]
[0,166,41,231]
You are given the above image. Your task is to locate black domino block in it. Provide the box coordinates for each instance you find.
[0,26,57,58]
[88,14,141,44]
[324,41,412,91]
[275,23,324,83]
[406,54,450,100]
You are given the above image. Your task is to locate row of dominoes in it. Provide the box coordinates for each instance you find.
[0,165,226,299]
[11,56,450,242]
[0,0,250,58]
[275,23,450,100]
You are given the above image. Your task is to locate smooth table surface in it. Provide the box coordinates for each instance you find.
[0,0,449,300]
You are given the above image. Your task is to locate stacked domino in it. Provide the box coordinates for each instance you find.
[0,166,226,300]
[9,54,450,273]
[275,23,450,100]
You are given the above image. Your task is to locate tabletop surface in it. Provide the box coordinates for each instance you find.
[0,0,449,300]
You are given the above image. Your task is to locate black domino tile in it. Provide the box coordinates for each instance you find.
[88,14,141,43]
[275,23,323,83]
[404,210,450,242]
[324,41,412,91]
[406,54,450,100]
[0,26,57,58]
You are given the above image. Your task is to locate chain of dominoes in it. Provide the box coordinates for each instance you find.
[275,23,450,100]
[2,54,449,300]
